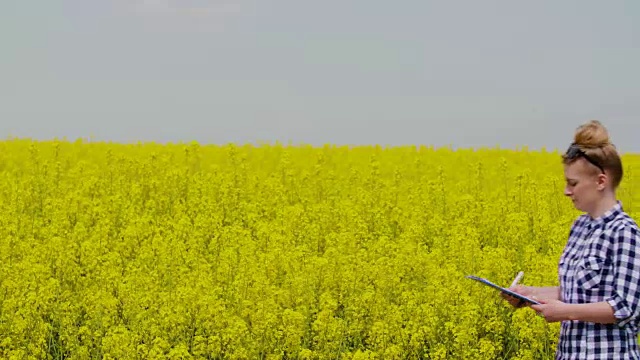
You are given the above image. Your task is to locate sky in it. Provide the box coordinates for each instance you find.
[1,1,639,152]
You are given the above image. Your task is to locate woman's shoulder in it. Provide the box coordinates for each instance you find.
[608,210,640,242]
[613,208,638,227]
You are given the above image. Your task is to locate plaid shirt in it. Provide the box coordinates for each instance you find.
[556,201,640,359]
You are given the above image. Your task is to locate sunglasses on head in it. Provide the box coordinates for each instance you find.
[564,143,604,173]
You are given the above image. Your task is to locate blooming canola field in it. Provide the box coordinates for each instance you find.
[1,139,639,359]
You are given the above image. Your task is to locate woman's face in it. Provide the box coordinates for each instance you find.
[563,158,606,213]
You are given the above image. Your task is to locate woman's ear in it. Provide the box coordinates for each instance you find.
[596,173,608,191]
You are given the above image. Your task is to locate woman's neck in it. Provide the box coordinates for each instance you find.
[588,193,618,219]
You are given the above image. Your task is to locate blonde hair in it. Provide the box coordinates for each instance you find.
[562,120,623,188]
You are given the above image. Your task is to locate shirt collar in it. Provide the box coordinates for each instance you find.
[589,200,623,226]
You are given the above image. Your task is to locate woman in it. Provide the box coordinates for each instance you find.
[504,120,640,359]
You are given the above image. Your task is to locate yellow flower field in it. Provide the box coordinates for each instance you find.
[1,139,639,359]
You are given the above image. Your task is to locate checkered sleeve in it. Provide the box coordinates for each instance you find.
[606,224,640,327]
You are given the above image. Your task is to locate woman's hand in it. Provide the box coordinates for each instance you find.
[530,298,570,323]
[501,285,534,308]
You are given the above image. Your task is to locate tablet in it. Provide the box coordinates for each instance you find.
[465,275,541,305]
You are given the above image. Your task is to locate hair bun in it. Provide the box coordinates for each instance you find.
[574,120,611,148]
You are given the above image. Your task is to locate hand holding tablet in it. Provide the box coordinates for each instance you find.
[466,274,541,306]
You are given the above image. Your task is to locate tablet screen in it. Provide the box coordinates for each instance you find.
[466,275,541,305]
